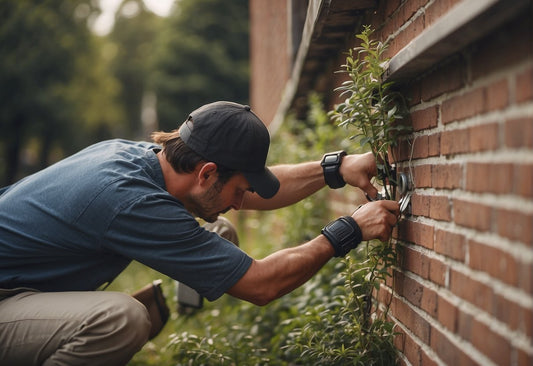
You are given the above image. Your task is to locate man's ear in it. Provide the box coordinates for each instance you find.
[197,162,218,185]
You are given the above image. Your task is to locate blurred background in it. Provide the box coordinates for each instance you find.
[0,0,250,186]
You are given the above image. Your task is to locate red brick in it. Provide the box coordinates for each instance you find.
[496,208,533,245]
[505,117,533,148]
[441,129,470,155]
[471,318,512,365]
[400,246,430,279]
[469,122,499,152]
[421,287,437,317]
[403,332,421,366]
[413,134,429,158]
[437,296,457,332]
[520,263,533,294]
[517,349,533,366]
[485,78,509,111]
[450,269,494,312]
[390,13,425,55]
[469,239,518,285]
[411,106,438,131]
[431,326,474,365]
[428,133,440,156]
[432,164,462,189]
[516,66,533,104]
[493,293,531,335]
[466,162,514,194]
[441,87,485,124]
[414,164,431,188]
[514,164,533,198]
[411,193,429,217]
[401,275,424,307]
[453,199,492,231]
[435,230,466,261]
[429,258,447,287]
[399,220,434,249]
[429,195,451,221]
[420,351,438,366]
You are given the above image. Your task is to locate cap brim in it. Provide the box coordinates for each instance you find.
[243,167,280,199]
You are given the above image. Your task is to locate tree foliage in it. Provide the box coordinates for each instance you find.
[150,0,250,130]
[0,0,124,185]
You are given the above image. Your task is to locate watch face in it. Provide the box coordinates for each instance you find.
[324,155,339,164]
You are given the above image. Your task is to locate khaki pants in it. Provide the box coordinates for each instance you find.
[0,289,151,366]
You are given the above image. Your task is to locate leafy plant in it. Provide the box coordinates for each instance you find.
[329,25,410,199]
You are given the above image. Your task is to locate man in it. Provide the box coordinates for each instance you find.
[0,101,399,365]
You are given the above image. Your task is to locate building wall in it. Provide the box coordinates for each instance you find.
[249,0,290,124]
[366,2,533,365]
[250,0,533,364]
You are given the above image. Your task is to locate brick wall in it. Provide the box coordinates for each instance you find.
[369,1,533,365]
[249,0,532,364]
[249,0,290,124]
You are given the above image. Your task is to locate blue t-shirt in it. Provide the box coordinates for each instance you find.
[0,139,252,301]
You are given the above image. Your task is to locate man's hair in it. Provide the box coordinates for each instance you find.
[151,129,237,184]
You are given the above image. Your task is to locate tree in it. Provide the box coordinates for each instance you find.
[0,0,125,185]
[108,0,163,139]
[150,0,250,130]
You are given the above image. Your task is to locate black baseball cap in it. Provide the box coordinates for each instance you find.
[178,101,280,199]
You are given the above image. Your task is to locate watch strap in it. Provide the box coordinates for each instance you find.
[321,216,362,257]
[321,151,347,189]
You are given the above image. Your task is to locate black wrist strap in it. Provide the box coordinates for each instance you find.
[321,151,346,189]
[321,216,362,257]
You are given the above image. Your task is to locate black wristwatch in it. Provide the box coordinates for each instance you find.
[321,216,362,257]
[321,150,347,189]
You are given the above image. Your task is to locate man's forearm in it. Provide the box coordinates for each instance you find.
[241,161,325,210]
[227,235,335,305]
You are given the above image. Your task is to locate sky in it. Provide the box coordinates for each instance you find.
[92,0,175,35]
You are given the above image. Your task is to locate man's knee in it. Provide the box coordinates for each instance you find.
[45,292,152,366]
[103,293,152,347]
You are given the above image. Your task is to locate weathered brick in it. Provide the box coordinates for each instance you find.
[468,239,518,285]
[432,164,462,189]
[421,287,437,317]
[429,195,451,221]
[516,66,533,104]
[505,117,533,148]
[435,230,466,261]
[441,129,470,155]
[469,122,499,152]
[413,134,429,158]
[437,295,457,332]
[429,257,447,287]
[411,106,438,131]
[400,246,430,279]
[453,199,492,231]
[414,164,432,188]
[471,318,512,365]
[514,164,533,198]
[441,87,484,124]
[411,193,430,217]
[466,162,513,194]
[485,78,509,111]
[496,208,533,245]
[428,133,440,156]
[450,269,494,313]
[431,326,474,365]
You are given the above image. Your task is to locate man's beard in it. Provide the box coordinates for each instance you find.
[187,180,229,223]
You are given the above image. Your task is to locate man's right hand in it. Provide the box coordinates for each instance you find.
[352,200,400,242]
